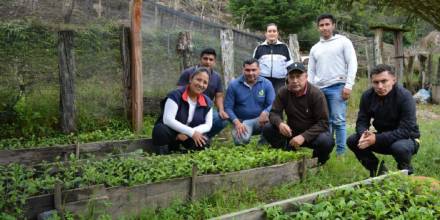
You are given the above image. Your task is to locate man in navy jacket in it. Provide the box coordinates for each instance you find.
[347,64,420,176]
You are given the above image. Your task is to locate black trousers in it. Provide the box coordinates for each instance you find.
[262,124,335,165]
[152,122,209,154]
[347,133,419,173]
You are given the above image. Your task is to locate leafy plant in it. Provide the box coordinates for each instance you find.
[265,175,440,219]
[0,143,311,218]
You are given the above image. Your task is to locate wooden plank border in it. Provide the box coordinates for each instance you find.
[211,170,409,220]
[23,158,318,219]
[0,138,153,165]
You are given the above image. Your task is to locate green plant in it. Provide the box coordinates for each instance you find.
[265,175,440,219]
[0,142,311,218]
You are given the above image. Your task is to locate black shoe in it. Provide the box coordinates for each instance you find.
[369,160,388,177]
[154,145,170,155]
[398,163,414,175]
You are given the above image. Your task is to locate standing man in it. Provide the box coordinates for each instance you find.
[347,64,420,177]
[263,62,334,165]
[253,23,293,92]
[177,48,228,138]
[224,58,275,145]
[308,13,358,156]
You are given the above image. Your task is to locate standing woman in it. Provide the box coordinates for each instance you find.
[253,23,293,92]
[153,68,213,154]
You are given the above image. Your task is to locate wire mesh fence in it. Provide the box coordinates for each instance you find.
[0,0,264,138]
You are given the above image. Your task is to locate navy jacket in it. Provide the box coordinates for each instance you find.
[356,84,420,146]
[157,87,213,127]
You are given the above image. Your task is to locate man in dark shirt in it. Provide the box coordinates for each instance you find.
[177,48,228,138]
[262,62,334,165]
[347,64,420,177]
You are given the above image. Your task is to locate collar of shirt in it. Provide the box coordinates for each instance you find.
[181,86,207,107]
[238,75,263,88]
[294,83,308,97]
[261,39,283,45]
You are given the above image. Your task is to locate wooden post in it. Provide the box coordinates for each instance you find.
[190,163,198,201]
[299,155,307,182]
[130,0,143,134]
[427,54,433,86]
[62,0,75,23]
[58,30,76,134]
[220,29,234,87]
[394,31,404,84]
[75,141,80,159]
[288,34,301,62]
[120,25,132,121]
[54,180,64,218]
[176,31,193,71]
[419,55,427,88]
[373,28,383,65]
[365,44,371,83]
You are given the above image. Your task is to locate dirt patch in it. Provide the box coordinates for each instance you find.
[417,108,440,121]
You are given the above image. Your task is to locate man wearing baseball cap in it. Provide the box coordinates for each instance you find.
[262,62,334,165]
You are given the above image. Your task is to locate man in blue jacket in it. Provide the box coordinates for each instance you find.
[347,64,420,177]
[225,58,275,145]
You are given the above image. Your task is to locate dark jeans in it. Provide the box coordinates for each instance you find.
[152,123,209,154]
[262,124,335,165]
[347,133,419,174]
[263,77,285,93]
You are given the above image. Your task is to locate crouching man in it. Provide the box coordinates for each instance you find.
[347,64,420,177]
[262,62,334,165]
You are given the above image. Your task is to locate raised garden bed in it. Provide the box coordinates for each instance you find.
[212,171,440,220]
[0,145,316,219]
[0,138,153,166]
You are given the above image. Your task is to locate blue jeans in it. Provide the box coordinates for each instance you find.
[321,83,346,155]
[231,117,265,145]
[206,109,228,138]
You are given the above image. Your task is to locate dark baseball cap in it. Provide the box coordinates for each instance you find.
[287,62,306,74]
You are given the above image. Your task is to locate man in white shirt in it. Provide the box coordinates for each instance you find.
[308,13,358,156]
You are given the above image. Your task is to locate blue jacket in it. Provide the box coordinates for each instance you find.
[157,87,213,127]
[224,75,275,122]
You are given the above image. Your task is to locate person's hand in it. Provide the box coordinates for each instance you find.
[192,131,208,148]
[289,135,305,150]
[278,122,292,137]
[258,111,269,127]
[176,133,189,141]
[358,130,376,149]
[219,110,229,120]
[342,88,352,100]
[234,120,248,138]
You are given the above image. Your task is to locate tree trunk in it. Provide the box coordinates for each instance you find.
[130,0,143,134]
[176,31,193,71]
[288,34,301,63]
[373,28,383,65]
[393,31,404,84]
[220,29,234,88]
[120,25,131,121]
[58,30,76,134]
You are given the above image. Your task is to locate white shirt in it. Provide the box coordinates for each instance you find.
[162,98,213,137]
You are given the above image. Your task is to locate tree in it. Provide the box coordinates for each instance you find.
[228,0,319,34]
[324,0,440,30]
